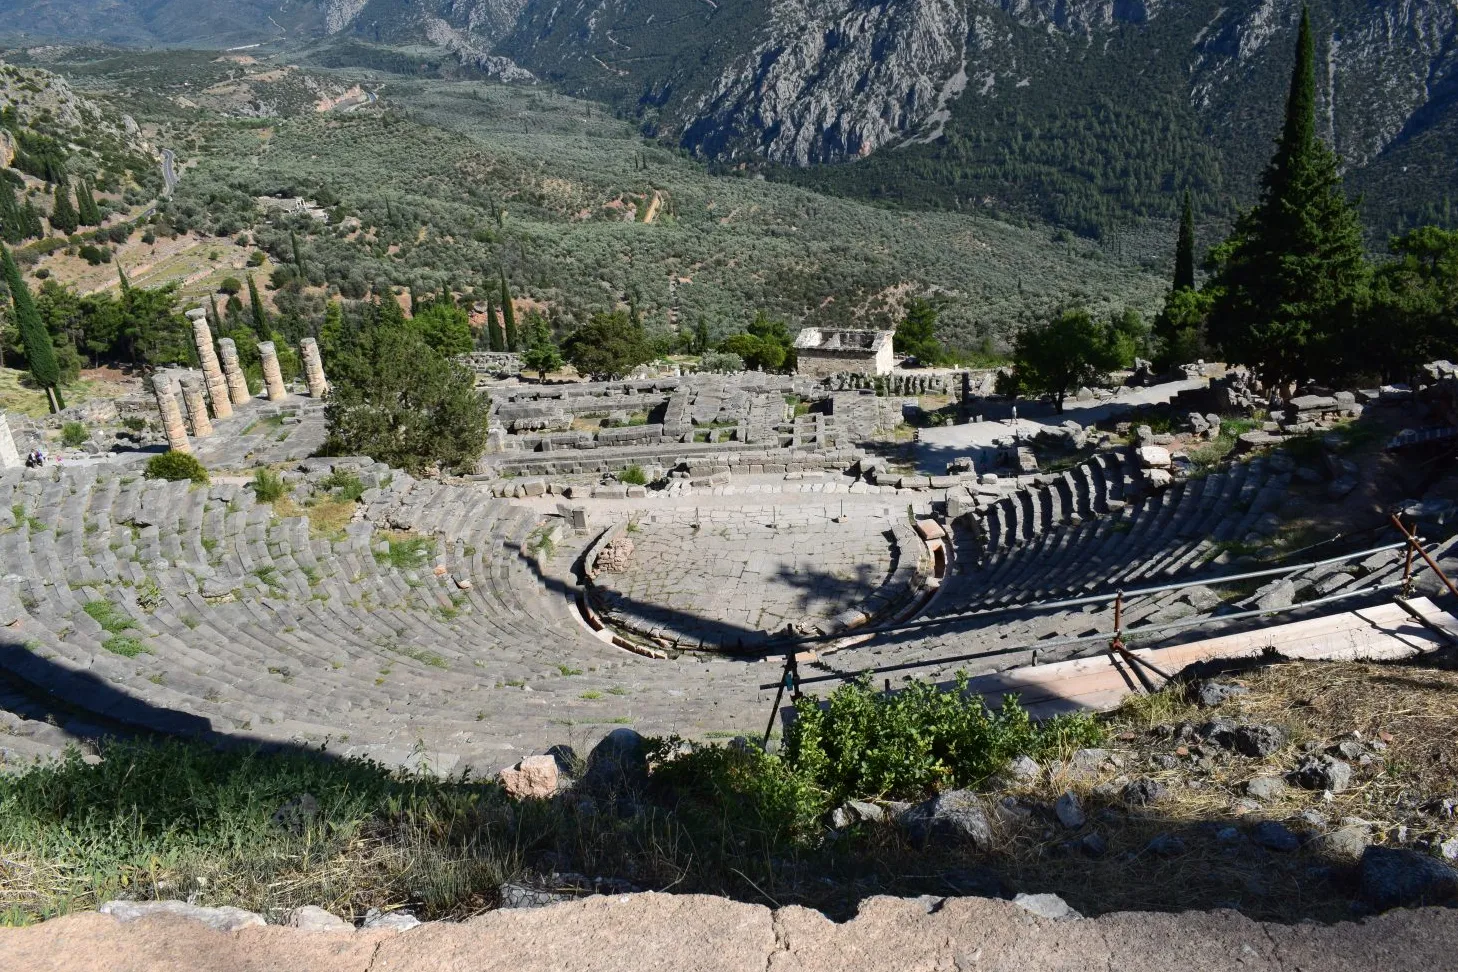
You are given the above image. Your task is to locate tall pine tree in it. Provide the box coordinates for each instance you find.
[485,293,504,352]
[290,230,306,280]
[499,271,518,352]
[77,179,101,226]
[1174,191,1196,292]
[50,181,78,235]
[246,273,267,333]
[1206,7,1368,392]
[2,243,65,411]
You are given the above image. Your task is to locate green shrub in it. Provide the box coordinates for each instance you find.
[60,422,88,448]
[784,676,1104,801]
[251,468,285,502]
[318,470,365,501]
[144,452,209,484]
[619,465,648,486]
[646,739,828,848]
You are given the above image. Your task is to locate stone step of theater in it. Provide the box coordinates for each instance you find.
[0,464,772,775]
[827,448,1442,684]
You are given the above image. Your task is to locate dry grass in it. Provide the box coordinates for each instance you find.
[961,659,1458,921]
[0,368,134,419]
[274,494,359,541]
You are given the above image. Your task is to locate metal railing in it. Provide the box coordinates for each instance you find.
[759,516,1453,744]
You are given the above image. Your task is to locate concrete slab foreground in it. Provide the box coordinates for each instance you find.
[2,892,1454,972]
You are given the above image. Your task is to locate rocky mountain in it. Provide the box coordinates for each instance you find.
[2,0,1455,235]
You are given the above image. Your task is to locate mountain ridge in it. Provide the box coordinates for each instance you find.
[1,0,1454,237]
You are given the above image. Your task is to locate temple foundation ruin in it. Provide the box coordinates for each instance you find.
[217,338,252,406]
[153,376,191,454]
[180,376,213,438]
[300,338,328,398]
[258,341,288,402]
[187,308,232,420]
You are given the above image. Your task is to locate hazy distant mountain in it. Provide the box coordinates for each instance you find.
[3,0,1455,235]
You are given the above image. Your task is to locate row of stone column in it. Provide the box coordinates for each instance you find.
[155,308,331,454]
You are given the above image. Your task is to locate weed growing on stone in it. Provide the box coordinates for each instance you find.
[251,468,286,502]
[101,635,148,658]
[82,600,134,634]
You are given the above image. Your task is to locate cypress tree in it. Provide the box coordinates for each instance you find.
[209,292,221,329]
[77,179,101,226]
[50,180,78,235]
[1174,191,1196,292]
[499,272,517,351]
[0,182,25,243]
[246,273,267,333]
[20,198,43,241]
[117,265,131,295]
[485,294,504,352]
[1207,7,1368,391]
[2,243,65,411]
[290,230,305,280]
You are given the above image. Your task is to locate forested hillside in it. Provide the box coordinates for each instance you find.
[2,0,1454,243]
[0,51,1166,363]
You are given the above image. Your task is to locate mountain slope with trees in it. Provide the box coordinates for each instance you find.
[2,1,1455,242]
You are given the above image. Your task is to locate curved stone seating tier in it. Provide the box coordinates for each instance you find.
[826,455,1422,681]
[0,467,772,773]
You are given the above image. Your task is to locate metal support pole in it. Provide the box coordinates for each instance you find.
[1392,513,1458,601]
[761,650,793,752]
[1403,534,1416,597]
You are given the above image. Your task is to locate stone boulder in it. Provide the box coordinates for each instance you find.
[1012,893,1083,920]
[500,754,561,800]
[584,727,649,794]
[1290,754,1353,792]
[287,906,352,932]
[1136,446,1172,469]
[896,789,994,850]
[594,537,635,573]
[1054,792,1086,829]
[1232,724,1287,758]
[1360,846,1458,911]
[98,900,264,932]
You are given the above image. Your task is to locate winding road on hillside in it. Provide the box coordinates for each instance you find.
[161,148,177,196]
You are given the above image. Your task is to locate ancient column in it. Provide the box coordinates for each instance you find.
[258,341,288,402]
[300,337,329,398]
[217,338,252,406]
[180,375,213,438]
[0,411,20,469]
[186,307,232,419]
[153,376,191,454]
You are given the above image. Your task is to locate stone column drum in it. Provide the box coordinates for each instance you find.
[186,308,232,420]
[179,375,213,438]
[0,411,20,469]
[300,337,328,398]
[217,338,252,406]
[153,376,191,454]
[258,341,288,402]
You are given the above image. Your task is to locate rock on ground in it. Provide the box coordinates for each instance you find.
[7,892,1458,971]
[97,900,264,932]
[500,754,561,800]
[1360,847,1458,911]
[896,789,993,850]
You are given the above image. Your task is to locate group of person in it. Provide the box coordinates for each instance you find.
[23,448,46,468]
